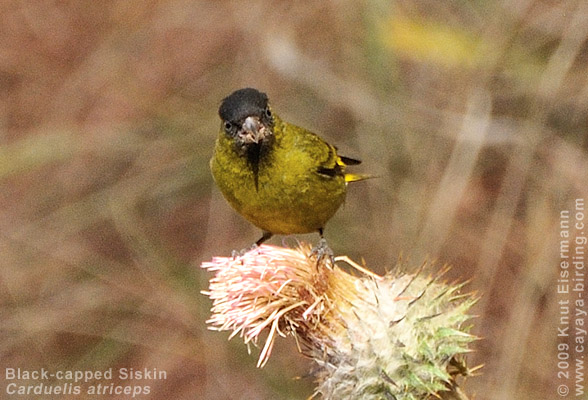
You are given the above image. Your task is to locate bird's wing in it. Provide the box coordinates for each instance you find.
[284,122,369,182]
[316,144,346,178]
[316,144,370,182]
[338,155,362,165]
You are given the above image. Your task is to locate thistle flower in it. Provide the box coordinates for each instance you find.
[201,244,478,400]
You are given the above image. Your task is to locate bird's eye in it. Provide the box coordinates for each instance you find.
[224,121,232,131]
[264,108,272,118]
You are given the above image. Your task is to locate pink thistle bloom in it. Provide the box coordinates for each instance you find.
[201,244,323,367]
[201,243,478,399]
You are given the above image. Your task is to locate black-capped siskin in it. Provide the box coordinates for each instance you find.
[210,88,368,245]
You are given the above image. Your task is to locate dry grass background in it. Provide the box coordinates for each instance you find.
[0,1,587,399]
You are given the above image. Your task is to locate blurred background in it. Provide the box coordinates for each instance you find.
[1,1,587,399]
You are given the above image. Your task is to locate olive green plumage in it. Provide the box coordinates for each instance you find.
[210,88,367,244]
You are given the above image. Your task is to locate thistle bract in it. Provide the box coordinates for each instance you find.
[201,244,478,399]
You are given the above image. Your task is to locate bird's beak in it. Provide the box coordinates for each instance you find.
[240,116,266,144]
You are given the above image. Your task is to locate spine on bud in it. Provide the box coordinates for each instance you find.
[201,244,478,400]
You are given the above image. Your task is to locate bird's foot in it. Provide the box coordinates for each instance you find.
[231,243,260,259]
[256,231,273,246]
[310,238,334,264]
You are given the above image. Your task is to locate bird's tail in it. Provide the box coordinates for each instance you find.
[344,173,372,183]
[337,155,371,183]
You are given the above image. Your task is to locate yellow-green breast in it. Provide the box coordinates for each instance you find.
[210,115,347,235]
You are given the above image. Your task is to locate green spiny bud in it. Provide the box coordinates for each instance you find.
[201,244,479,399]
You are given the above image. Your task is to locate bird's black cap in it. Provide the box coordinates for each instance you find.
[219,88,269,123]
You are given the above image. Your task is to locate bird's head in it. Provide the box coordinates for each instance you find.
[218,88,275,150]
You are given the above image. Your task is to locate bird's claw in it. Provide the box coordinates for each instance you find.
[231,243,260,259]
[310,238,334,264]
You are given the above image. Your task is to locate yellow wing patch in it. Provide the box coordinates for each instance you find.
[336,155,370,183]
